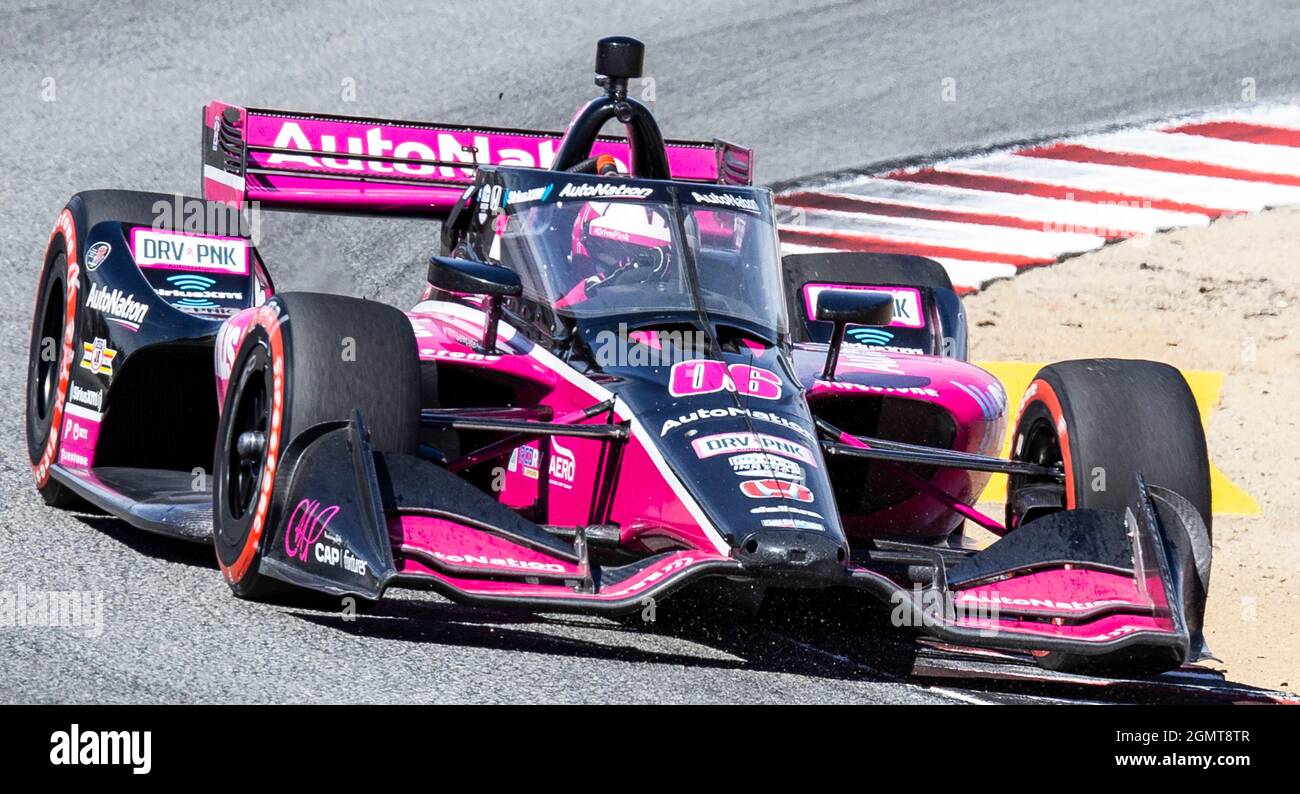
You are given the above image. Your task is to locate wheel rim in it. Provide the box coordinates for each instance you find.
[1021,417,1063,473]
[1008,415,1067,527]
[31,274,65,424]
[224,346,271,521]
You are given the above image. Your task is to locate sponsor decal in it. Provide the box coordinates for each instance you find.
[751,504,824,519]
[83,242,111,271]
[511,441,576,488]
[659,405,813,439]
[69,382,104,411]
[418,345,499,361]
[549,438,576,489]
[57,404,101,469]
[477,183,502,224]
[49,724,151,775]
[252,275,267,309]
[950,380,1006,420]
[740,479,814,502]
[690,190,760,212]
[503,184,553,206]
[131,228,249,275]
[804,284,924,329]
[263,120,575,178]
[57,448,90,468]
[817,381,940,398]
[950,380,1007,455]
[314,540,369,577]
[760,518,824,531]
[1017,381,1040,415]
[558,182,655,200]
[282,500,369,577]
[952,592,1134,613]
[844,327,925,355]
[847,327,894,347]
[86,283,149,332]
[32,208,79,489]
[606,555,695,597]
[513,445,539,479]
[692,432,817,466]
[79,338,117,377]
[215,320,242,382]
[668,359,782,399]
[155,274,244,314]
[1091,625,1139,641]
[728,452,805,481]
[834,348,904,375]
[430,550,566,574]
[284,499,340,562]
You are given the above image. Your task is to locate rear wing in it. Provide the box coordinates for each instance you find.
[201,101,754,217]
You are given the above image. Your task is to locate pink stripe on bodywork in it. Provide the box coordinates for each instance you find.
[395,549,732,602]
[391,514,582,579]
[949,611,1177,643]
[952,568,1155,620]
[408,299,730,555]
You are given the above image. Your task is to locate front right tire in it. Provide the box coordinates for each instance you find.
[1006,358,1212,674]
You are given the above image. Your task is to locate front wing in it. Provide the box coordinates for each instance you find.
[256,413,1202,665]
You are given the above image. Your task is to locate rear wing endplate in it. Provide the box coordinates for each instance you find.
[202,102,754,217]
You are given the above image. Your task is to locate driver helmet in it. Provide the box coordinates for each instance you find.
[558,202,673,307]
[573,201,672,270]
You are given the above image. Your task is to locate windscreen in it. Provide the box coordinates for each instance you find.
[478,172,787,340]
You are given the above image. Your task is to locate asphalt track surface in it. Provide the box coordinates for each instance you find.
[3,0,1299,704]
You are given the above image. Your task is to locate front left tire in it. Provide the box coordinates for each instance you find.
[211,292,421,598]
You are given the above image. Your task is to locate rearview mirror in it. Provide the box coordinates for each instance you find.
[815,289,894,326]
[427,256,523,298]
[427,256,522,353]
[815,290,894,380]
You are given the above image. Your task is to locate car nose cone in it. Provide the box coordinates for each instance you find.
[735,529,848,581]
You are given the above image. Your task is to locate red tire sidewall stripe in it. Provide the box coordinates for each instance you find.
[1021,377,1076,509]
[218,305,286,585]
[32,210,80,488]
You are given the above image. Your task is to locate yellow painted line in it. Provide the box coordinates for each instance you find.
[974,361,1260,516]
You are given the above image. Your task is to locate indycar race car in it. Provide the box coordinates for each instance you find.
[26,36,1214,675]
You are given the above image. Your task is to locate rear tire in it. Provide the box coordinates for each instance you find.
[1006,359,1211,674]
[212,292,420,599]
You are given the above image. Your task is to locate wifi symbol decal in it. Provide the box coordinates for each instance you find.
[846,327,894,347]
[167,274,216,291]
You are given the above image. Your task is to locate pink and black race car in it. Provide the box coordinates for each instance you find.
[26,37,1213,675]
